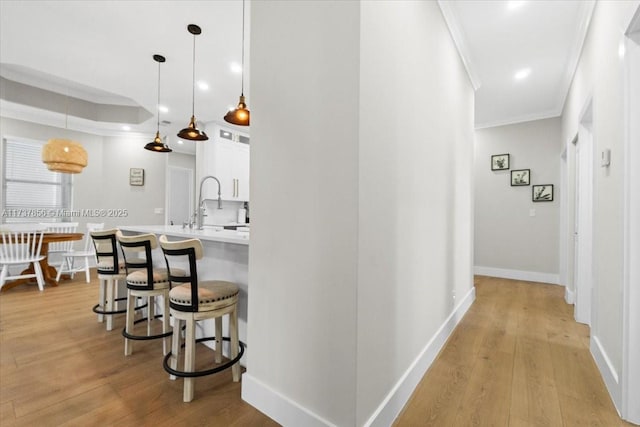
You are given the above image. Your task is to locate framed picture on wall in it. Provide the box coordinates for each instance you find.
[129,168,145,186]
[491,154,510,170]
[510,169,530,186]
[532,184,554,202]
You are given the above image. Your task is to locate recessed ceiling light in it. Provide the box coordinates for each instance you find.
[159,105,169,113]
[176,140,184,144]
[507,1,526,10]
[618,41,626,58]
[514,68,531,80]
[122,125,131,131]
[197,81,209,91]
[230,62,242,73]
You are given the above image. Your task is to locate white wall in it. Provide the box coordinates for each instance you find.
[245,1,360,426]
[244,1,474,426]
[475,118,562,284]
[357,1,474,425]
[99,135,167,228]
[1,117,169,235]
[560,0,640,413]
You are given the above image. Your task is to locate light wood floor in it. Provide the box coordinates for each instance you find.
[0,273,279,426]
[1,274,634,426]
[395,276,636,427]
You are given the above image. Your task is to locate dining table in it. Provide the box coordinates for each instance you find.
[0,232,84,292]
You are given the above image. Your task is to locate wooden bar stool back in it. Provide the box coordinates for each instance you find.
[90,229,127,331]
[159,235,244,403]
[118,233,173,356]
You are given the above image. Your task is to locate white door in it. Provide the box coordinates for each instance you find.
[166,166,194,226]
[574,101,594,326]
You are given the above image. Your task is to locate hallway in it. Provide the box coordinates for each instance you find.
[395,276,634,426]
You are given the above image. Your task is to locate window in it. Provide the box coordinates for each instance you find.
[2,138,72,223]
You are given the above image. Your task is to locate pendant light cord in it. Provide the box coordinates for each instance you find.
[65,90,69,129]
[157,59,161,131]
[241,0,245,96]
[191,33,196,116]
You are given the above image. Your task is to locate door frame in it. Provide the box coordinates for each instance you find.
[622,11,640,423]
[165,165,194,226]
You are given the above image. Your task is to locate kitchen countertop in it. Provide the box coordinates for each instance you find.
[119,225,249,246]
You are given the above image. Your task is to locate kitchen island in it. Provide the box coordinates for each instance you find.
[119,225,249,361]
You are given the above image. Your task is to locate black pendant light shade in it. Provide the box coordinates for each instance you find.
[224,95,250,126]
[145,54,172,152]
[177,115,208,140]
[224,0,250,126]
[145,131,172,152]
[178,24,208,141]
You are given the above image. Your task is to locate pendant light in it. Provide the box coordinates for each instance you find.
[42,93,88,173]
[224,0,250,126]
[178,24,208,141]
[145,54,172,152]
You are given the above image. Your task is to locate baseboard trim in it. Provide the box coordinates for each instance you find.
[242,374,338,427]
[565,287,575,305]
[363,286,476,427]
[591,335,621,413]
[474,266,560,285]
[242,287,476,427]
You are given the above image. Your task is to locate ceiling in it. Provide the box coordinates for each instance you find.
[0,0,595,150]
[439,0,595,128]
[0,0,250,154]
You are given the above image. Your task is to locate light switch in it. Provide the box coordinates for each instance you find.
[601,148,611,167]
[529,209,536,217]
[154,207,164,214]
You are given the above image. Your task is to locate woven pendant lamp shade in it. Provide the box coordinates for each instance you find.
[42,139,88,173]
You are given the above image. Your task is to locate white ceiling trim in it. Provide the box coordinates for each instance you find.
[554,0,596,119]
[1,100,150,138]
[437,0,482,91]
[474,107,562,130]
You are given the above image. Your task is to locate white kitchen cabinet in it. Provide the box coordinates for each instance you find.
[201,126,250,202]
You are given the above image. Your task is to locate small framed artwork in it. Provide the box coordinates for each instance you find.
[129,168,145,186]
[532,184,554,202]
[491,154,510,171]
[510,169,530,186]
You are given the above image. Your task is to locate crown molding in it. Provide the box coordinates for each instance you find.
[555,0,596,118]
[437,0,482,91]
[474,108,562,130]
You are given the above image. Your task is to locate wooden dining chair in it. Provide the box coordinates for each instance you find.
[0,230,46,291]
[40,222,79,271]
[56,222,104,283]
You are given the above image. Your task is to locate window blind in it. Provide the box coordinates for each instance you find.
[3,138,72,222]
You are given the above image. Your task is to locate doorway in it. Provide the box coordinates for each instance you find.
[573,98,594,326]
[166,166,194,226]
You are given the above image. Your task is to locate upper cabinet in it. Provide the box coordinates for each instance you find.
[199,124,250,202]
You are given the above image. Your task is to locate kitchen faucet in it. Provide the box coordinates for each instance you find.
[197,175,222,229]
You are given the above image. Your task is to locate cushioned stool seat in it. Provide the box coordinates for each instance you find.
[169,280,238,309]
[159,235,244,403]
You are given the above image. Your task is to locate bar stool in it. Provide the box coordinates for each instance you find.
[118,233,173,356]
[159,235,244,403]
[90,229,129,331]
